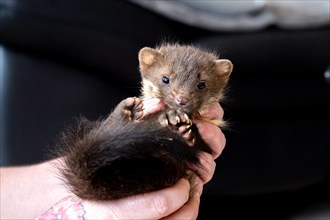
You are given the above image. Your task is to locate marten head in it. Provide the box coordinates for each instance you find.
[138,43,233,114]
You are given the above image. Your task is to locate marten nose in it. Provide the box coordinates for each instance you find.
[175,96,189,106]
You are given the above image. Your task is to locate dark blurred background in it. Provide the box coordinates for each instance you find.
[1,1,329,219]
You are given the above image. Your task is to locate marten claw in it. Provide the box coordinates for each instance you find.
[189,138,195,146]
[183,129,191,136]
[178,124,191,134]
[166,109,193,126]
[181,128,194,145]
[122,109,132,120]
[181,125,191,136]
[158,113,169,127]
[182,114,189,123]
[178,113,192,126]
[161,119,169,127]
[167,110,179,125]
[176,116,180,124]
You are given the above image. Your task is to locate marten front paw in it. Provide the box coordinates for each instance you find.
[158,109,192,127]
[111,97,143,121]
[158,109,195,145]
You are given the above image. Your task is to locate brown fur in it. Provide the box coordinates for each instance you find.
[139,43,232,127]
[57,43,233,201]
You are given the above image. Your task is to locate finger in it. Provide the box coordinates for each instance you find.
[195,121,226,159]
[199,103,224,120]
[162,190,201,220]
[85,179,190,219]
[189,152,216,184]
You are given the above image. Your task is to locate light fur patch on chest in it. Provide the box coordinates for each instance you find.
[141,79,160,99]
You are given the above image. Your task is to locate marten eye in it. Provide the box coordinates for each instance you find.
[162,76,170,84]
[197,81,206,90]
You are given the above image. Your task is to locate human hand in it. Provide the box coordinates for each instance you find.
[36,99,226,220]
[194,102,226,182]
[140,100,226,219]
[170,102,226,219]
[141,98,225,184]
[36,179,192,220]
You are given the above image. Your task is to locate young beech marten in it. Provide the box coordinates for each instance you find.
[56,43,233,201]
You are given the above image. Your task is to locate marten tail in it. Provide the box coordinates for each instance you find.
[55,117,206,200]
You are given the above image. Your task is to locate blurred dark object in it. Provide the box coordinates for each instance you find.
[1,1,329,219]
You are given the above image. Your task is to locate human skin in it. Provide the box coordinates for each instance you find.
[0,98,226,219]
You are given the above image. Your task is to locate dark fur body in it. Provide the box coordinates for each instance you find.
[58,43,233,200]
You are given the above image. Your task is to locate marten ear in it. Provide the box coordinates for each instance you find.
[214,59,233,77]
[138,47,162,73]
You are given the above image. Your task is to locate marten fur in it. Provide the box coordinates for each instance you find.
[56,43,233,200]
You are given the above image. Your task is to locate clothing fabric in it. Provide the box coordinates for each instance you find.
[131,0,330,31]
